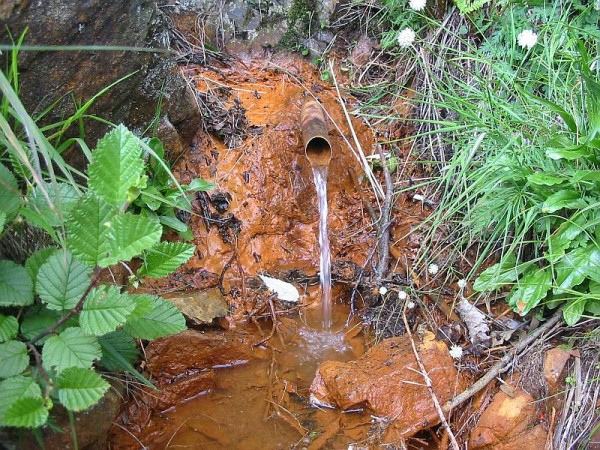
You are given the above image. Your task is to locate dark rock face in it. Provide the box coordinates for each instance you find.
[0,0,199,166]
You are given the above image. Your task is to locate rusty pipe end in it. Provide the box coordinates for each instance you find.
[301,99,331,167]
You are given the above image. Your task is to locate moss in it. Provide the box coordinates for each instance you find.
[279,0,320,49]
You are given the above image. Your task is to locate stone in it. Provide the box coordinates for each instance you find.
[543,347,572,388]
[164,288,229,325]
[140,370,216,411]
[469,387,548,449]
[145,328,267,379]
[310,332,465,439]
[0,0,199,169]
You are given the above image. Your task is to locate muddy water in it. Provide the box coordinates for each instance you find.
[312,165,332,330]
[110,303,371,449]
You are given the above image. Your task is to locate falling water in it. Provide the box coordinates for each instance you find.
[312,165,332,330]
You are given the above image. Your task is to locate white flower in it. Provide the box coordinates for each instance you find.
[427,263,439,275]
[449,345,463,360]
[406,301,416,309]
[517,29,538,50]
[379,286,388,295]
[397,28,415,48]
[398,290,408,301]
[457,279,467,289]
[409,0,427,11]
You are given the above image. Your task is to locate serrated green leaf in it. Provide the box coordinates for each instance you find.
[80,286,135,336]
[42,327,101,372]
[88,125,144,208]
[137,242,195,279]
[0,396,48,428]
[36,250,91,311]
[0,315,18,342]
[20,306,77,344]
[0,375,42,420]
[555,246,600,293]
[0,340,29,378]
[563,298,586,326]
[0,162,21,219]
[66,193,116,267]
[99,213,162,267]
[25,247,57,291]
[473,254,528,292]
[0,260,34,307]
[542,190,587,214]
[98,331,153,387]
[507,267,552,316]
[187,178,215,192]
[56,367,109,412]
[124,294,186,339]
[25,182,80,228]
[17,208,59,241]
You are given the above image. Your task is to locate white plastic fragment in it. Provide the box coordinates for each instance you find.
[258,275,300,302]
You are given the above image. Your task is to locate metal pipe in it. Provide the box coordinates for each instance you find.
[300,99,332,167]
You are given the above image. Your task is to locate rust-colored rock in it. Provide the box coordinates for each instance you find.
[469,387,547,449]
[145,329,266,379]
[543,346,572,388]
[310,332,464,438]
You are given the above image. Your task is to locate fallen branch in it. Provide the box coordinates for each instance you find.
[375,142,393,281]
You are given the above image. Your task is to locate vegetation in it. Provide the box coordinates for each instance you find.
[0,48,212,432]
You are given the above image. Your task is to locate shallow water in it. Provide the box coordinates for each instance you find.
[312,165,332,330]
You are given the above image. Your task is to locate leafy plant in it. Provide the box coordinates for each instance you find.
[0,64,203,430]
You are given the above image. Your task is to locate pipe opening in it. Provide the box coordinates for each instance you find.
[305,136,332,167]
[301,99,332,168]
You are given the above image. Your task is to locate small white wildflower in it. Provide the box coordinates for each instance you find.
[398,290,408,301]
[406,301,416,309]
[379,286,388,295]
[449,345,463,360]
[457,279,467,289]
[397,27,415,48]
[427,263,439,276]
[412,193,425,202]
[409,0,427,11]
[517,29,538,50]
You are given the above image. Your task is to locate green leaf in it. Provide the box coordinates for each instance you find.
[66,193,116,267]
[187,178,215,192]
[56,367,109,412]
[547,214,587,263]
[98,331,153,387]
[25,182,80,227]
[137,242,195,279]
[20,307,70,344]
[0,397,48,428]
[25,247,57,291]
[17,208,59,241]
[139,186,163,211]
[546,146,592,160]
[36,250,91,311]
[0,340,29,378]
[542,190,587,214]
[0,260,34,306]
[124,294,186,339]
[42,327,101,372]
[571,170,600,183]
[527,173,565,186]
[555,246,600,293]
[563,298,586,326]
[99,213,162,267]
[0,375,42,420]
[80,286,135,336]
[88,125,144,208]
[159,214,190,233]
[507,267,552,316]
[473,254,528,292]
[0,162,21,219]
[0,211,5,234]
[0,315,18,342]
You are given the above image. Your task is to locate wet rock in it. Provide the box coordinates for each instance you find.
[469,387,548,449]
[1,0,199,168]
[145,328,266,378]
[310,331,464,439]
[141,371,216,411]
[543,347,572,389]
[164,288,229,325]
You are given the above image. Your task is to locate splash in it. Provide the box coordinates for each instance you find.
[312,165,332,330]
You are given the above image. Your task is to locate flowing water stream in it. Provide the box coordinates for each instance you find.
[312,165,332,330]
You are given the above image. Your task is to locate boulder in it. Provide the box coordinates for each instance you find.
[469,387,548,449]
[0,0,199,168]
[310,331,465,439]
